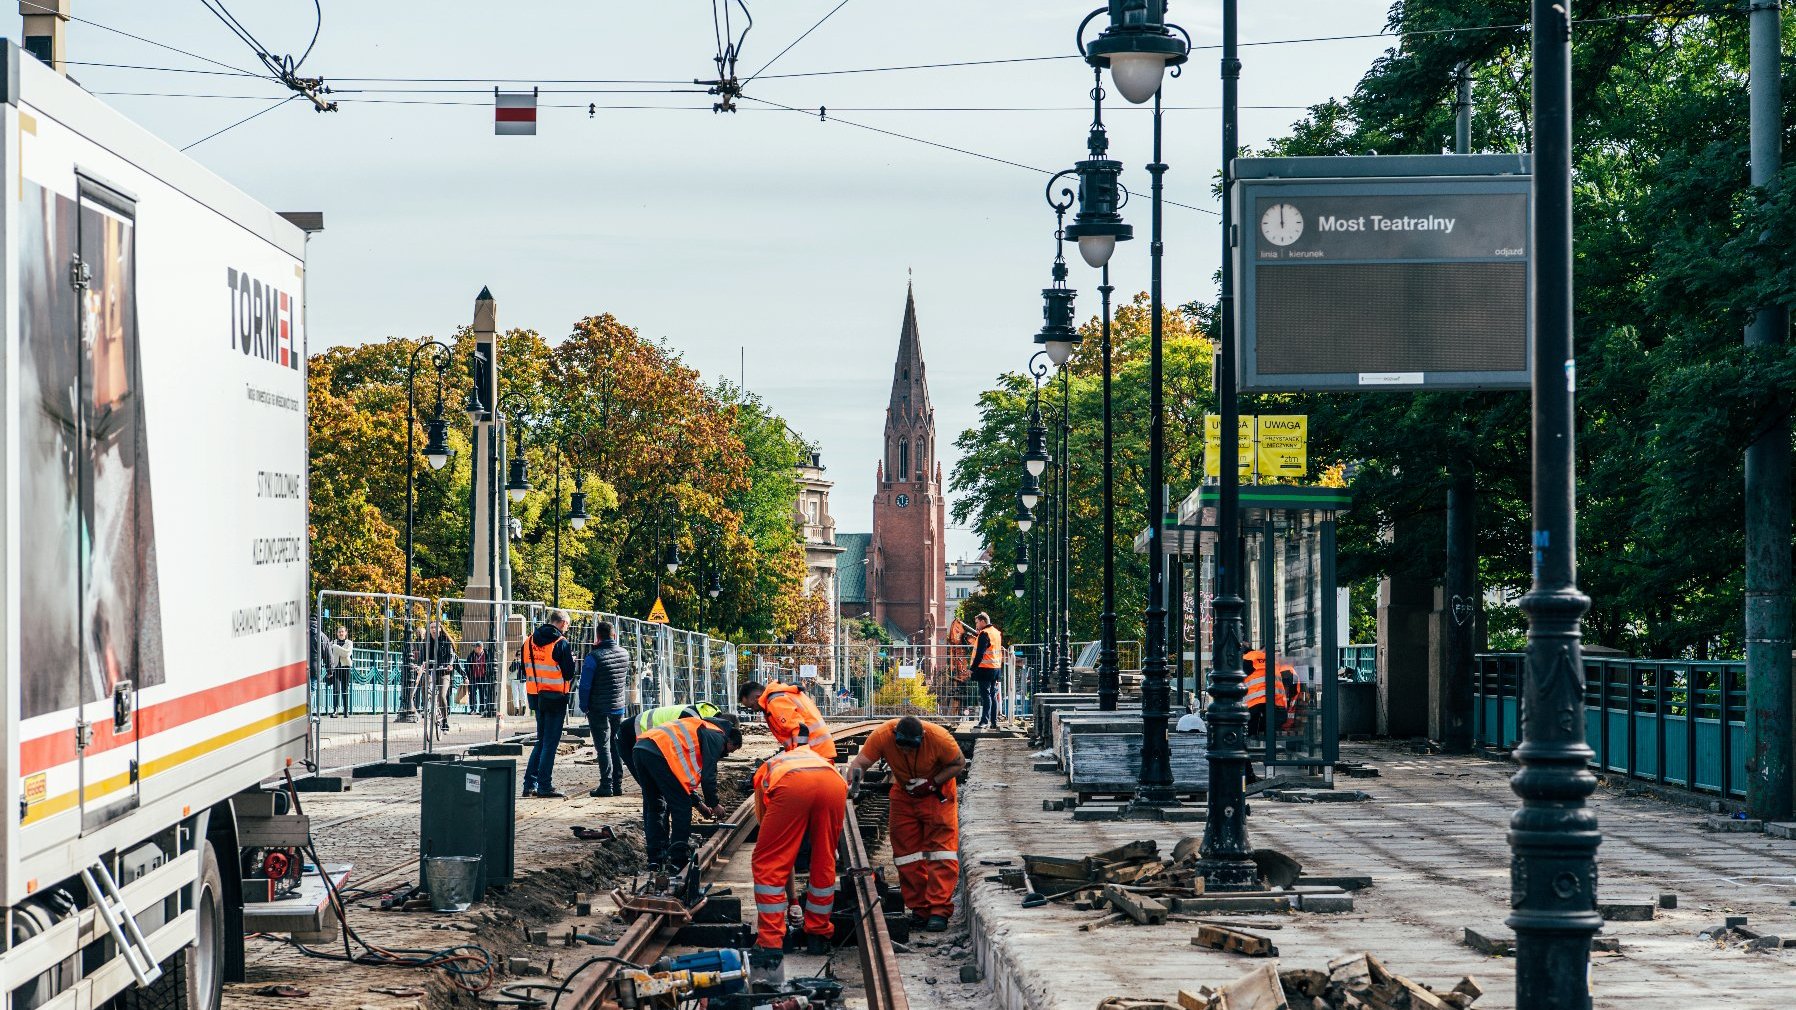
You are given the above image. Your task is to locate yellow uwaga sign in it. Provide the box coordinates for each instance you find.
[647,597,670,625]
[1204,414,1308,478]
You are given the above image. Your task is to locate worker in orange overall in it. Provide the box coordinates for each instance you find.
[844,715,966,931]
[738,679,837,761]
[747,747,848,983]
[1243,649,1293,737]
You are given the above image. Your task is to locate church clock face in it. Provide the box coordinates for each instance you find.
[895,493,910,508]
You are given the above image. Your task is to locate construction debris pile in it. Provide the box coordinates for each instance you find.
[1174,955,1483,1010]
[996,838,1361,930]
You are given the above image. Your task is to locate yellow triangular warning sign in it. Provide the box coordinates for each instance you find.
[647,596,669,625]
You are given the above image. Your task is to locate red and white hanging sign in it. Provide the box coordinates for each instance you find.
[495,88,538,135]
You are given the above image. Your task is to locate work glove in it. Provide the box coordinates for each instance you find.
[904,777,935,798]
[846,764,866,789]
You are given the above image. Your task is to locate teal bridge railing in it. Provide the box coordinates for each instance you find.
[1473,653,1747,799]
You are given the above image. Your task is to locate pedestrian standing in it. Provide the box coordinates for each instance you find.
[328,626,354,716]
[520,609,578,798]
[580,621,631,797]
[632,713,742,872]
[465,640,493,716]
[845,715,966,931]
[968,612,1004,728]
[423,620,457,732]
[748,746,848,983]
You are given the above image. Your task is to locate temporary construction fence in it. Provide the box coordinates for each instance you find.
[732,642,1020,722]
[311,590,731,768]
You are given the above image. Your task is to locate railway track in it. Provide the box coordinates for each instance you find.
[560,720,909,1010]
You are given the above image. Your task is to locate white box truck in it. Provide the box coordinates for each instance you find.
[2,41,317,1010]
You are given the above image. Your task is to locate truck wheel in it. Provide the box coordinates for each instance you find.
[119,841,225,1010]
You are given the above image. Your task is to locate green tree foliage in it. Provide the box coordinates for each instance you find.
[949,294,1210,645]
[1253,2,1796,657]
[307,315,820,642]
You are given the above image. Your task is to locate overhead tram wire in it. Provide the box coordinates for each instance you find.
[741,94,1220,216]
[19,0,268,78]
[197,0,338,111]
[180,93,298,151]
[253,7,1738,91]
[740,0,855,84]
[90,90,1304,113]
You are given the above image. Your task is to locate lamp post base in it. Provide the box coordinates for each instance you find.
[1195,857,1259,891]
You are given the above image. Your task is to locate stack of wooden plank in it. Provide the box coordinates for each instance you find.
[1176,955,1484,1010]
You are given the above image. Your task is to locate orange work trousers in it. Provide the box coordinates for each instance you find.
[889,790,959,919]
[752,768,848,949]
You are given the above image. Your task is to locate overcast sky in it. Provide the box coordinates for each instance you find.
[21,2,1399,561]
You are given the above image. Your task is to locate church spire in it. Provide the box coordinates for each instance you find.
[890,280,929,415]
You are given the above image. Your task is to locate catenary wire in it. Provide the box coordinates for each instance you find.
[742,95,1221,216]
[742,0,855,84]
[180,93,297,151]
[18,0,269,78]
[90,90,1306,112]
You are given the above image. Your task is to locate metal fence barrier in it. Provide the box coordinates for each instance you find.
[732,643,1019,722]
[1473,653,1748,798]
[312,591,729,769]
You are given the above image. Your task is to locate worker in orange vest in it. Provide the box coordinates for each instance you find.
[521,609,578,798]
[845,716,966,931]
[968,612,1005,728]
[747,747,848,982]
[1243,649,1293,738]
[631,713,742,871]
[738,679,837,761]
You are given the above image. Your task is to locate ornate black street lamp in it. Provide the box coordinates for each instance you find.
[1037,186,1081,691]
[1190,0,1258,886]
[1065,69,1131,713]
[1078,0,1190,106]
[404,340,455,606]
[1508,3,1601,1006]
[1080,0,1191,817]
[654,495,682,612]
[550,452,590,608]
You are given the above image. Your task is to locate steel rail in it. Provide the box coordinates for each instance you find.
[563,720,904,1010]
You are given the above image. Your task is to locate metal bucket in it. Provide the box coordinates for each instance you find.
[422,855,483,912]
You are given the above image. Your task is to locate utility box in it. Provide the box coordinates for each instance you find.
[420,760,517,897]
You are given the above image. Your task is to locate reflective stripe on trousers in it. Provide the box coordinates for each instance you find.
[754,883,787,916]
[892,850,958,866]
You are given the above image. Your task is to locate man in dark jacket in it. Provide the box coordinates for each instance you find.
[580,621,632,797]
[521,610,579,798]
[421,620,458,732]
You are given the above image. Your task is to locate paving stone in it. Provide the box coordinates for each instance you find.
[1658,892,1678,909]
[1072,803,1127,821]
[1462,926,1515,956]
[1294,894,1354,913]
[1704,814,1764,833]
[1590,936,1622,953]
[1598,898,1655,922]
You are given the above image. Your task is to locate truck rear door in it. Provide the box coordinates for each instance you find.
[73,177,144,831]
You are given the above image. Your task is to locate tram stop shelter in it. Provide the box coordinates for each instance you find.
[1135,483,1351,777]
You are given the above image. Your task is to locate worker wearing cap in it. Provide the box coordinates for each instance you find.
[845,715,965,931]
[631,713,742,870]
[738,680,836,761]
[748,746,848,980]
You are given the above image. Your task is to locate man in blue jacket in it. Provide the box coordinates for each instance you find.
[580,621,633,797]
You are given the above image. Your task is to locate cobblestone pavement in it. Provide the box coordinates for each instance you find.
[959,738,1796,1010]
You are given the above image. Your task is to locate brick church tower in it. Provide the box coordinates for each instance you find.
[869,283,949,644]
